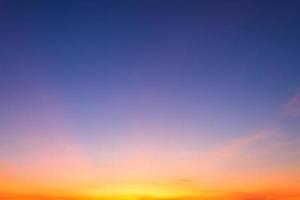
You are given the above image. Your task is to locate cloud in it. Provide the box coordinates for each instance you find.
[213,130,271,160]
[283,90,300,117]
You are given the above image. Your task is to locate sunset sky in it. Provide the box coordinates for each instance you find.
[0,1,300,200]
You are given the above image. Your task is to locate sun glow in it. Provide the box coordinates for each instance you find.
[81,183,191,199]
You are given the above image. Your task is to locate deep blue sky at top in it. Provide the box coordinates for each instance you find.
[0,0,299,143]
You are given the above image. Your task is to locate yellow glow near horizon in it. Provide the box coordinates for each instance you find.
[81,183,192,199]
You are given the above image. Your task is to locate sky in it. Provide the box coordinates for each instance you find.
[0,1,300,200]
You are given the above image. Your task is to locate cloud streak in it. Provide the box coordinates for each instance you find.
[283,90,300,117]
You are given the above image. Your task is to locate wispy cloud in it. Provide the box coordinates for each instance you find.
[212,130,271,160]
[283,90,300,117]
[212,88,300,164]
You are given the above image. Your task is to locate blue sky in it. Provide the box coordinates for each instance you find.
[0,1,300,199]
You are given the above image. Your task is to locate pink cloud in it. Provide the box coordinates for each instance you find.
[213,130,270,159]
[283,91,300,117]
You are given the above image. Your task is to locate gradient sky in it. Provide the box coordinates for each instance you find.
[0,1,300,200]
